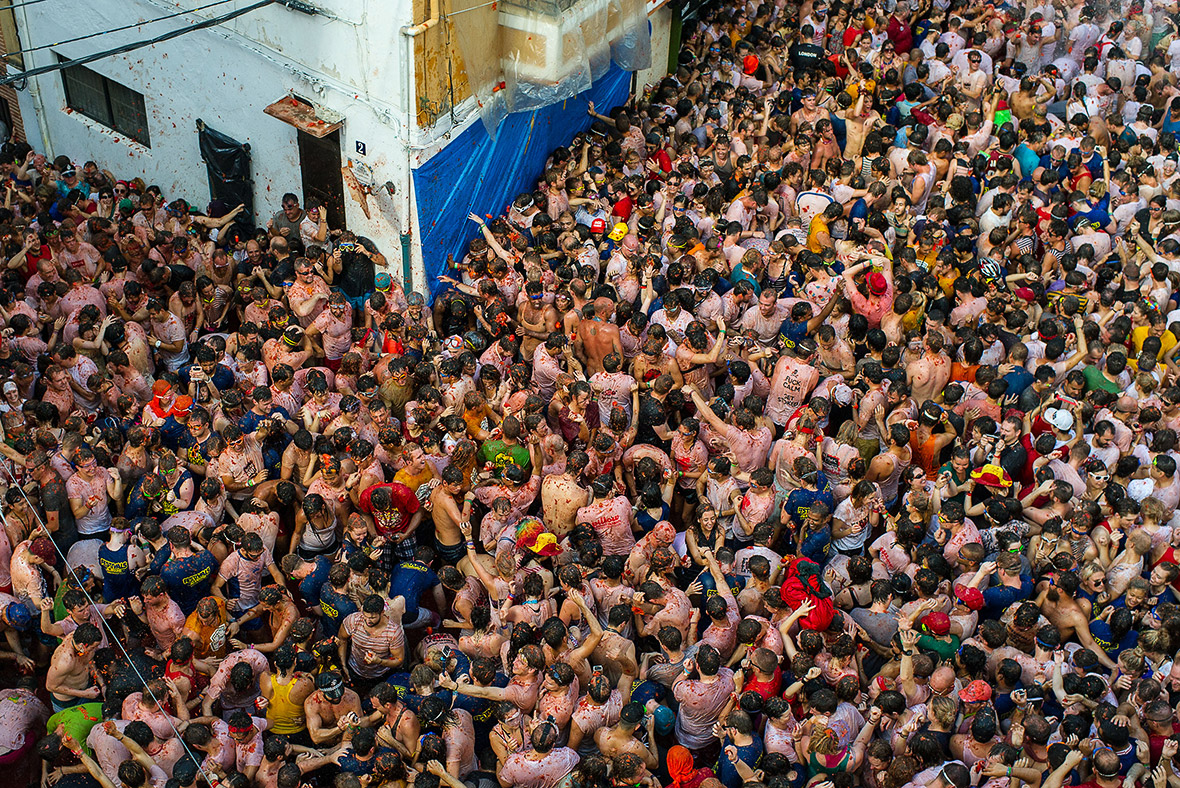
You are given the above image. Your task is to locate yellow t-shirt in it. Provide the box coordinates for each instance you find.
[1131,325,1177,360]
[808,215,831,253]
[393,465,434,494]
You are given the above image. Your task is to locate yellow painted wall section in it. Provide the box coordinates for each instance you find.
[412,0,474,128]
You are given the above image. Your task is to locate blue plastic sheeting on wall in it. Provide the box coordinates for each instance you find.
[412,64,633,300]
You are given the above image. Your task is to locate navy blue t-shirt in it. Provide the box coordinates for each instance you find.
[455,672,509,740]
[298,556,332,609]
[981,575,1033,620]
[784,478,835,527]
[1090,619,1139,658]
[158,550,219,615]
[319,585,359,637]
[178,363,236,392]
[239,405,291,435]
[388,561,440,622]
[1003,366,1035,398]
[337,747,395,776]
[716,735,763,788]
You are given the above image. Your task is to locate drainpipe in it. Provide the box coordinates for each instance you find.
[400,230,412,291]
[400,0,440,295]
[403,0,440,36]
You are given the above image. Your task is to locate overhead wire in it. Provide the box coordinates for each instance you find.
[3,0,242,58]
[0,458,216,786]
[0,0,53,11]
[0,0,277,87]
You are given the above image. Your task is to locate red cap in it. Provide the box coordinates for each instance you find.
[591,218,607,233]
[1015,287,1036,302]
[867,272,888,295]
[152,380,172,397]
[743,55,759,75]
[920,611,950,636]
[955,585,985,611]
[960,679,992,703]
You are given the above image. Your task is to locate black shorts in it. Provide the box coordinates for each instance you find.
[436,538,466,566]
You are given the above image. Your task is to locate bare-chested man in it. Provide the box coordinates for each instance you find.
[46,623,103,712]
[842,89,880,159]
[304,671,364,746]
[1035,571,1110,666]
[431,465,476,569]
[517,282,559,359]
[908,332,953,403]
[541,452,591,537]
[594,702,660,770]
[791,89,825,135]
[815,325,855,381]
[632,338,683,391]
[576,303,624,376]
[368,682,421,757]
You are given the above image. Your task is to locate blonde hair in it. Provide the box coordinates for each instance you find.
[1141,497,1168,524]
[929,695,958,728]
[1135,372,1158,395]
[1128,529,1152,554]
[837,420,859,446]
[810,728,841,755]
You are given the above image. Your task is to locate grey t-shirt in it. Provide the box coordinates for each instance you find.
[849,607,899,648]
[646,643,701,688]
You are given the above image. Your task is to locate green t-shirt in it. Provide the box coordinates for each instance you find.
[1083,365,1121,394]
[480,439,530,473]
[917,633,961,662]
[46,703,104,755]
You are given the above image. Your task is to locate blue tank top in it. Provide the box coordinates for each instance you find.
[1164,107,1180,136]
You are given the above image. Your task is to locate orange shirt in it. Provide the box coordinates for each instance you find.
[183,596,228,659]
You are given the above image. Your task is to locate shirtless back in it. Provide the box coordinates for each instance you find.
[594,722,654,768]
[1039,592,1090,641]
[909,349,952,403]
[577,317,623,376]
[541,473,590,537]
[430,483,468,551]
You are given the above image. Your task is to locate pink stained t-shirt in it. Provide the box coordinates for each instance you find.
[576,496,636,556]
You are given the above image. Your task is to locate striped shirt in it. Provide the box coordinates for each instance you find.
[342,612,405,679]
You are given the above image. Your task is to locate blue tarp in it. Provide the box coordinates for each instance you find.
[412,65,633,299]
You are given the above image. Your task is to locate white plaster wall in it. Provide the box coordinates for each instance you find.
[635,3,673,91]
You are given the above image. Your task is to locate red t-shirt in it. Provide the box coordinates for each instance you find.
[357,482,420,536]
[742,665,783,701]
[25,243,50,277]
[612,195,633,222]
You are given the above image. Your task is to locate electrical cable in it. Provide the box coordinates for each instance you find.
[0,0,53,12]
[0,458,215,786]
[0,0,276,87]
[3,0,241,58]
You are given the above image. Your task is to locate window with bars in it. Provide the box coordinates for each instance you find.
[58,58,150,147]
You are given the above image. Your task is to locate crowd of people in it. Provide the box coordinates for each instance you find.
[6,0,1180,787]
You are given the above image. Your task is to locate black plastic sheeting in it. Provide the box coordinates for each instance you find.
[197,119,255,229]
